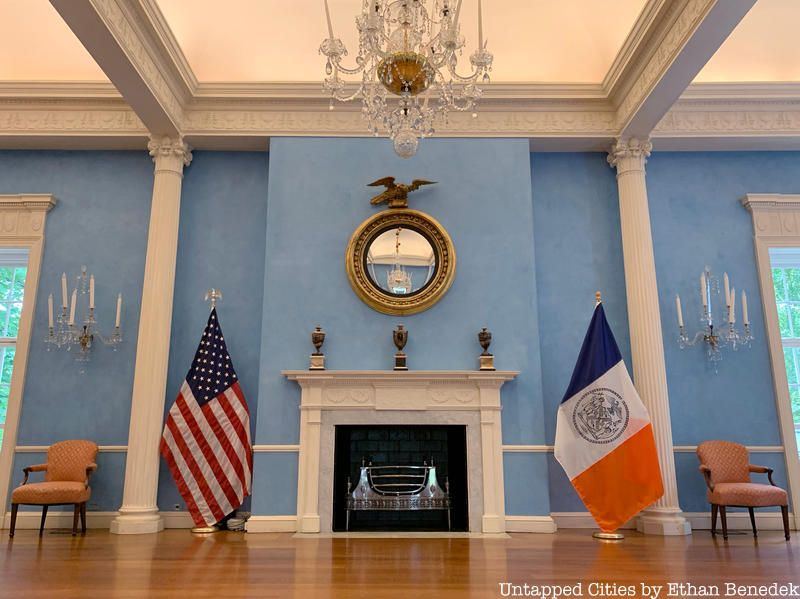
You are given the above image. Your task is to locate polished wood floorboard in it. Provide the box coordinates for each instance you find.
[1,529,797,598]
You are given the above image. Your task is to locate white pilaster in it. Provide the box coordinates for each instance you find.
[608,138,691,536]
[111,136,191,535]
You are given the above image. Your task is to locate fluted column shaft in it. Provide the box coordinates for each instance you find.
[111,136,191,535]
[608,138,690,536]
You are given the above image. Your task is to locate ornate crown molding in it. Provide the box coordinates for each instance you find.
[0,194,57,238]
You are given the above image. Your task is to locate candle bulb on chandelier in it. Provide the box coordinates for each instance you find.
[89,274,95,310]
[48,294,54,329]
[730,288,736,324]
[742,289,749,325]
[723,272,730,307]
[700,272,707,308]
[477,0,483,48]
[675,294,684,328]
[68,288,77,326]
[454,0,463,27]
[115,293,122,328]
[61,272,67,309]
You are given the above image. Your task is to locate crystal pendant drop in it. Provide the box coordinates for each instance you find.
[483,72,490,84]
[326,60,333,75]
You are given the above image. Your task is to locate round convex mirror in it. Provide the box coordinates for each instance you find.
[365,227,436,296]
[346,209,455,315]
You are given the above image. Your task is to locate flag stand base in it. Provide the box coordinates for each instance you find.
[191,526,219,534]
[593,531,624,541]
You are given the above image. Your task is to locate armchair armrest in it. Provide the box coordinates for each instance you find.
[84,463,98,487]
[21,463,47,485]
[698,464,714,491]
[749,464,776,486]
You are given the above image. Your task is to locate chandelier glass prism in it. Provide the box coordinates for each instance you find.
[320,0,493,158]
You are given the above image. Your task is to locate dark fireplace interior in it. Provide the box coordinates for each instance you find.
[332,425,468,532]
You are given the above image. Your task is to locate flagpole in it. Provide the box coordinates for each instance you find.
[592,291,625,542]
[191,288,225,535]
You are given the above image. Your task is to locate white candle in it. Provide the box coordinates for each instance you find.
[61,273,68,309]
[324,0,334,39]
[730,287,736,324]
[700,272,707,307]
[454,0,463,26]
[675,294,684,328]
[68,288,77,326]
[89,274,95,310]
[48,293,54,329]
[742,290,749,325]
[115,293,122,328]
[723,272,730,307]
[477,0,483,48]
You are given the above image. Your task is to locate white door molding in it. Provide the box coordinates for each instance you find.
[0,194,57,524]
[742,193,800,528]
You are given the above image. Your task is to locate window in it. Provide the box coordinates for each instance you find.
[0,250,28,450]
[770,248,800,458]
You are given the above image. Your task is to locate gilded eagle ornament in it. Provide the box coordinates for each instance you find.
[367,177,436,208]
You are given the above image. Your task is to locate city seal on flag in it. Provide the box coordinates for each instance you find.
[572,387,629,444]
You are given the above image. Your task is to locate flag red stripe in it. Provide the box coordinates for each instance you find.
[166,410,226,524]
[175,394,242,512]
[229,382,254,474]
[160,432,205,526]
[201,400,247,493]
[218,389,252,482]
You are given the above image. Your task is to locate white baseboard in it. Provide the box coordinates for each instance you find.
[505,515,557,533]
[2,510,196,531]
[245,515,298,533]
[551,512,638,530]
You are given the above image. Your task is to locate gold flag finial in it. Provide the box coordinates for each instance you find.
[595,291,602,305]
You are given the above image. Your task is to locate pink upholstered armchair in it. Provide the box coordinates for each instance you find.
[9,440,98,538]
[696,440,789,540]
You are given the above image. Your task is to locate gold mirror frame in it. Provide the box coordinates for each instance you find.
[346,208,456,315]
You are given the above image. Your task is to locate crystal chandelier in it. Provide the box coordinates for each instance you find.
[320,0,493,158]
[387,227,412,293]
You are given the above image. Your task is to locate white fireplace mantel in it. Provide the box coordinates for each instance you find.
[283,370,518,534]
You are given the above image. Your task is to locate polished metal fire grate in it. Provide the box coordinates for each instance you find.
[345,457,451,531]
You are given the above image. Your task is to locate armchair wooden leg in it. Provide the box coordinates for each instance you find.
[71,504,80,536]
[719,505,728,540]
[39,506,49,536]
[710,504,718,536]
[80,503,87,535]
[748,507,757,537]
[9,504,18,538]
[781,506,791,541]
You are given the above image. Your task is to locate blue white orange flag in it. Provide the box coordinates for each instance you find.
[554,301,663,532]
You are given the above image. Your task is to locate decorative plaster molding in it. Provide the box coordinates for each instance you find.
[89,0,187,128]
[614,0,714,128]
[607,137,653,173]
[147,135,192,170]
[0,195,56,239]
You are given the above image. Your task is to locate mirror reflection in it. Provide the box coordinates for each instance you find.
[366,227,436,295]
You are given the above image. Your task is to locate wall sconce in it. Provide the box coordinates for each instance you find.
[44,266,122,365]
[675,266,753,369]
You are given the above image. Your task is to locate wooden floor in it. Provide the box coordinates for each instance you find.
[0,529,797,598]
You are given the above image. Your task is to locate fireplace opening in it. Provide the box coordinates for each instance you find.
[332,425,468,532]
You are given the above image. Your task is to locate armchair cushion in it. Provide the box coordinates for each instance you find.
[11,481,91,505]
[708,482,788,507]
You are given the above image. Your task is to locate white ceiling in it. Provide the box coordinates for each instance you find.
[695,0,800,83]
[1,0,799,86]
[0,0,107,81]
[154,0,646,83]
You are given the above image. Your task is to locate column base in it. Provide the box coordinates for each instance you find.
[637,508,691,536]
[297,514,321,533]
[110,509,165,535]
[482,514,507,534]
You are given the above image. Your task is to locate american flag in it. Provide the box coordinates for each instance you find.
[160,308,253,527]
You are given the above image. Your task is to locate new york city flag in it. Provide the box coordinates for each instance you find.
[554,301,664,532]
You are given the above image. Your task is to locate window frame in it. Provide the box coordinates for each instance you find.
[743,194,800,530]
[0,195,55,526]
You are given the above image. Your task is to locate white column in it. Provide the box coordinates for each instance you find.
[111,136,191,535]
[608,138,690,536]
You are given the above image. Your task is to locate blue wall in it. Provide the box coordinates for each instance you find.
[2,146,794,523]
[155,151,269,511]
[0,150,154,510]
[254,137,551,518]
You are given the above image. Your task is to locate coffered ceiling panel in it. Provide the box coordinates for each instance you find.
[0,0,107,81]
[155,0,647,83]
[695,0,800,83]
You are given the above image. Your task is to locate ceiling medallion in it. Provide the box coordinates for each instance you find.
[320,0,493,158]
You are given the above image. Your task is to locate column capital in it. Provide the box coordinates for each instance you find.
[607,137,652,175]
[147,135,192,174]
